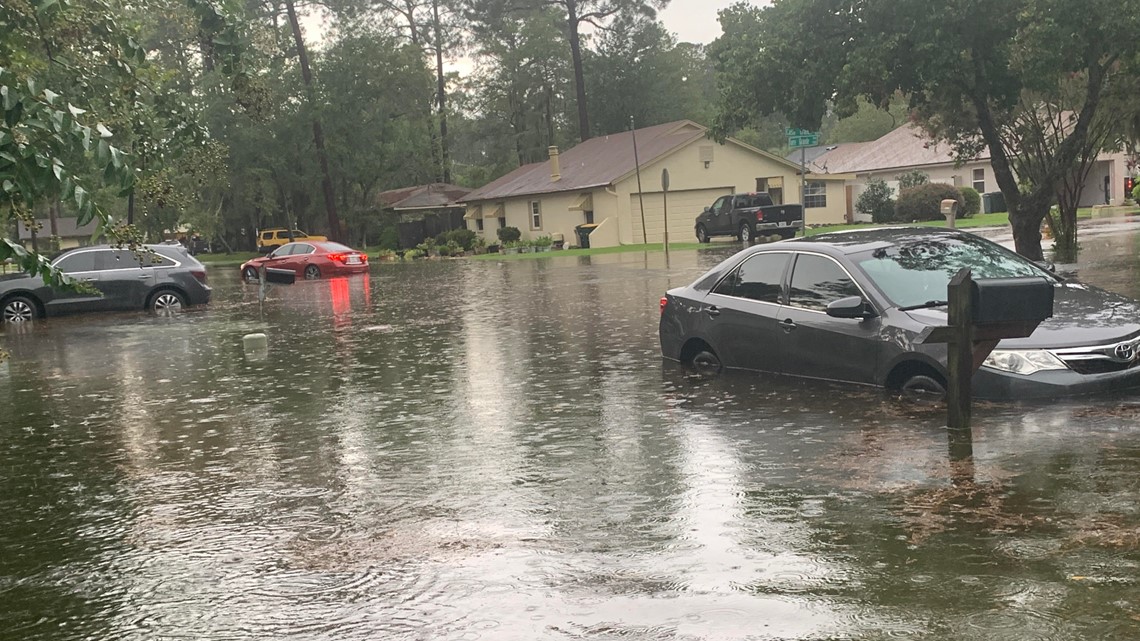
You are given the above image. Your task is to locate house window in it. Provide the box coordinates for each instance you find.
[498,216,506,229]
[530,201,542,230]
[804,181,827,208]
[972,168,985,192]
[475,218,484,232]
[584,210,594,224]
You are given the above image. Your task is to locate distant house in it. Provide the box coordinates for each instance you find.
[794,125,1129,221]
[375,183,472,248]
[17,218,102,251]
[462,120,847,248]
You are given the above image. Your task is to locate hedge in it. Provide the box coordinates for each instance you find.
[895,183,965,222]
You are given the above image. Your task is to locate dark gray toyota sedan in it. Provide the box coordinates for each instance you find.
[659,227,1140,399]
[1,244,211,323]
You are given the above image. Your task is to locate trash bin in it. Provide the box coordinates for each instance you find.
[982,192,993,215]
[575,223,599,249]
[985,191,1007,214]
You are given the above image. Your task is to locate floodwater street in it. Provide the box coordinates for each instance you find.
[3,226,1140,640]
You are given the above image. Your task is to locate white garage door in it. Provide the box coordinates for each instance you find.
[630,187,732,244]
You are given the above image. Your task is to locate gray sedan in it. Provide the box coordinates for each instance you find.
[659,227,1140,399]
[1,244,212,323]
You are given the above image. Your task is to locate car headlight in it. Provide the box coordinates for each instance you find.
[982,349,1068,375]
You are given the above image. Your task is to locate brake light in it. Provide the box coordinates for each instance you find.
[190,269,208,285]
[660,296,668,316]
[755,210,764,221]
[328,253,346,263]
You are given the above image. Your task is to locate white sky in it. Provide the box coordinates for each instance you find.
[659,0,754,45]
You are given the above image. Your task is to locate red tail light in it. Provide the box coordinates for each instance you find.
[327,252,346,263]
[190,269,208,284]
[660,296,668,316]
[755,211,764,221]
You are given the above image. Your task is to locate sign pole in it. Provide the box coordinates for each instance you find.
[631,116,648,246]
[800,147,807,236]
[661,168,671,266]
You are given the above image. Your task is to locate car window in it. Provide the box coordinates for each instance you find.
[788,254,862,311]
[268,245,293,258]
[95,250,143,270]
[53,252,96,273]
[734,194,767,209]
[711,197,727,214]
[293,244,315,255]
[261,232,274,240]
[275,231,291,239]
[713,252,790,303]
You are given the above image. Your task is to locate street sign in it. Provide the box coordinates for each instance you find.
[788,133,820,148]
[785,127,816,137]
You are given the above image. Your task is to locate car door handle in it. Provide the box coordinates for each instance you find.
[780,318,797,332]
[706,305,721,318]
[138,274,150,278]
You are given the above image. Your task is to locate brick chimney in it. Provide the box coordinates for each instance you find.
[549,146,561,182]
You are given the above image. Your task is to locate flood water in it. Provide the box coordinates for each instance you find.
[3,225,1140,640]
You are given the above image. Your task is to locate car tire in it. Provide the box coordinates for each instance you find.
[739,223,753,244]
[2,295,38,323]
[148,289,186,314]
[689,349,723,374]
[304,265,321,280]
[900,374,946,400]
[696,224,710,244]
[242,267,259,282]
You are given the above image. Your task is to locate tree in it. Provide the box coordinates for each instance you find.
[896,170,929,191]
[855,178,895,223]
[711,0,1140,260]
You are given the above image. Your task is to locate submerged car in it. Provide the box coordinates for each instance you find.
[0,244,211,323]
[659,227,1140,399]
[240,241,368,282]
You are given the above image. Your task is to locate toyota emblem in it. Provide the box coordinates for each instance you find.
[1114,344,1136,361]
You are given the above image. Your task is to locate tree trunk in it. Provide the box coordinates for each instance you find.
[284,0,342,242]
[565,0,590,141]
[1009,200,1048,262]
[432,0,451,184]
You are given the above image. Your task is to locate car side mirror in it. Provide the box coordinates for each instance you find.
[1034,260,1056,273]
[826,296,875,319]
[703,207,711,214]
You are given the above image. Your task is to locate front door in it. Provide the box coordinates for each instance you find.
[94,249,157,310]
[777,253,881,385]
[708,196,732,234]
[702,251,792,373]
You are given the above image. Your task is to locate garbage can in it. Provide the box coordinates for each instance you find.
[982,192,993,215]
[575,223,599,249]
[985,191,1007,214]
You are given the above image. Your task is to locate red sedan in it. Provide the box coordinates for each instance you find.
[241,241,369,282]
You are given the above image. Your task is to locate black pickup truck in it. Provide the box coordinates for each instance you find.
[694,192,804,243]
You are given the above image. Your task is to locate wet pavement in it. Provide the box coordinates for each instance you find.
[3,225,1140,640]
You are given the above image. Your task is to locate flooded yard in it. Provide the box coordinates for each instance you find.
[3,226,1140,640]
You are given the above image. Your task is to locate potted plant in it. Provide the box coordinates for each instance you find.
[502,240,522,255]
[533,235,553,252]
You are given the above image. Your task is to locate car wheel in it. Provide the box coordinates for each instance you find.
[2,296,37,323]
[739,223,753,244]
[696,224,710,244]
[304,265,321,280]
[242,266,259,282]
[689,349,723,374]
[149,290,186,314]
[900,374,946,400]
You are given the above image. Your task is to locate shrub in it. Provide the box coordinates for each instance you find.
[532,235,552,247]
[856,178,896,223]
[896,170,930,190]
[1131,183,1140,202]
[497,226,521,242]
[895,183,964,222]
[376,222,399,250]
[958,187,981,218]
[445,228,477,250]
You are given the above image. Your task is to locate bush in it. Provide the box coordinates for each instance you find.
[958,186,981,218]
[895,183,964,222]
[1131,183,1140,202]
[855,178,896,223]
[896,170,930,190]
[497,226,521,242]
[445,228,477,250]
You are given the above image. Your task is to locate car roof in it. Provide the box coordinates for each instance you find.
[777,226,973,255]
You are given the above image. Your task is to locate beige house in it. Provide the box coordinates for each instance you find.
[18,218,102,251]
[798,125,1131,221]
[462,120,848,248]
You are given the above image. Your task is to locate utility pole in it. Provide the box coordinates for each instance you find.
[631,116,647,245]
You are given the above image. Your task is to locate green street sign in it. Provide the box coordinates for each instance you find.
[788,133,820,148]
[785,127,816,137]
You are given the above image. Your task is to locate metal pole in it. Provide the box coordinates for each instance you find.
[800,146,807,236]
[631,116,648,246]
[662,189,669,266]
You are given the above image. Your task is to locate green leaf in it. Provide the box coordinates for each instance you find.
[67,103,86,117]
[96,140,110,164]
[96,123,113,138]
[26,77,37,97]
[42,89,58,105]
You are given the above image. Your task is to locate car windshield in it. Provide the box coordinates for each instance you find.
[854,234,1053,308]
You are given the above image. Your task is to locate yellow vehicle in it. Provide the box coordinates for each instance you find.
[256,228,328,253]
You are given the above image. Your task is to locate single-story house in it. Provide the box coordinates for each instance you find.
[17,217,102,251]
[461,120,848,248]
[795,125,1130,221]
[375,183,472,248]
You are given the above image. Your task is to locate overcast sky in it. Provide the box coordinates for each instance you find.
[659,0,748,44]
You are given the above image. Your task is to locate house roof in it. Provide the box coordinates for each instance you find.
[17,218,101,240]
[375,183,471,210]
[805,125,989,175]
[465,120,796,203]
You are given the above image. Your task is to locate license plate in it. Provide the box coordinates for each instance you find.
[347,256,361,264]
[777,221,789,226]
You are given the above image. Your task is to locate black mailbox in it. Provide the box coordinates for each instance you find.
[970,277,1054,324]
[264,267,296,285]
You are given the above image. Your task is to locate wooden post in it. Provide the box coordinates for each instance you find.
[946,268,973,428]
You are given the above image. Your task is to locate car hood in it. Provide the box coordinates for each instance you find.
[903,281,1140,349]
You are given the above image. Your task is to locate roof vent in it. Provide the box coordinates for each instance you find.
[549,146,561,182]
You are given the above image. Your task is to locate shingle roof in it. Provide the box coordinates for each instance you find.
[17,218,101,240]
[384,183,471,210]
[463,121,714,202]
[807,125,989,175]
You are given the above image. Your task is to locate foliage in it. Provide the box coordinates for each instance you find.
[895,183,964,222]
[442,228,476,250]
[1132,184,1140,202]
[531,235,552,247]
[855,179,895,223]
[958,187,981,218]
[497,225,521,242]
[895,170,929,191]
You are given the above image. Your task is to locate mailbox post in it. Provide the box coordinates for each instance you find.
[919,268,1054,428]
[941,199,959,229]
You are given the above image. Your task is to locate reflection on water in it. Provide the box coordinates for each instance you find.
[1,241,1140,640]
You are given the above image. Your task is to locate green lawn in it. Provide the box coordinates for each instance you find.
[470,242,709,261]
[197,251,260,266]
[802,208,1106,237]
